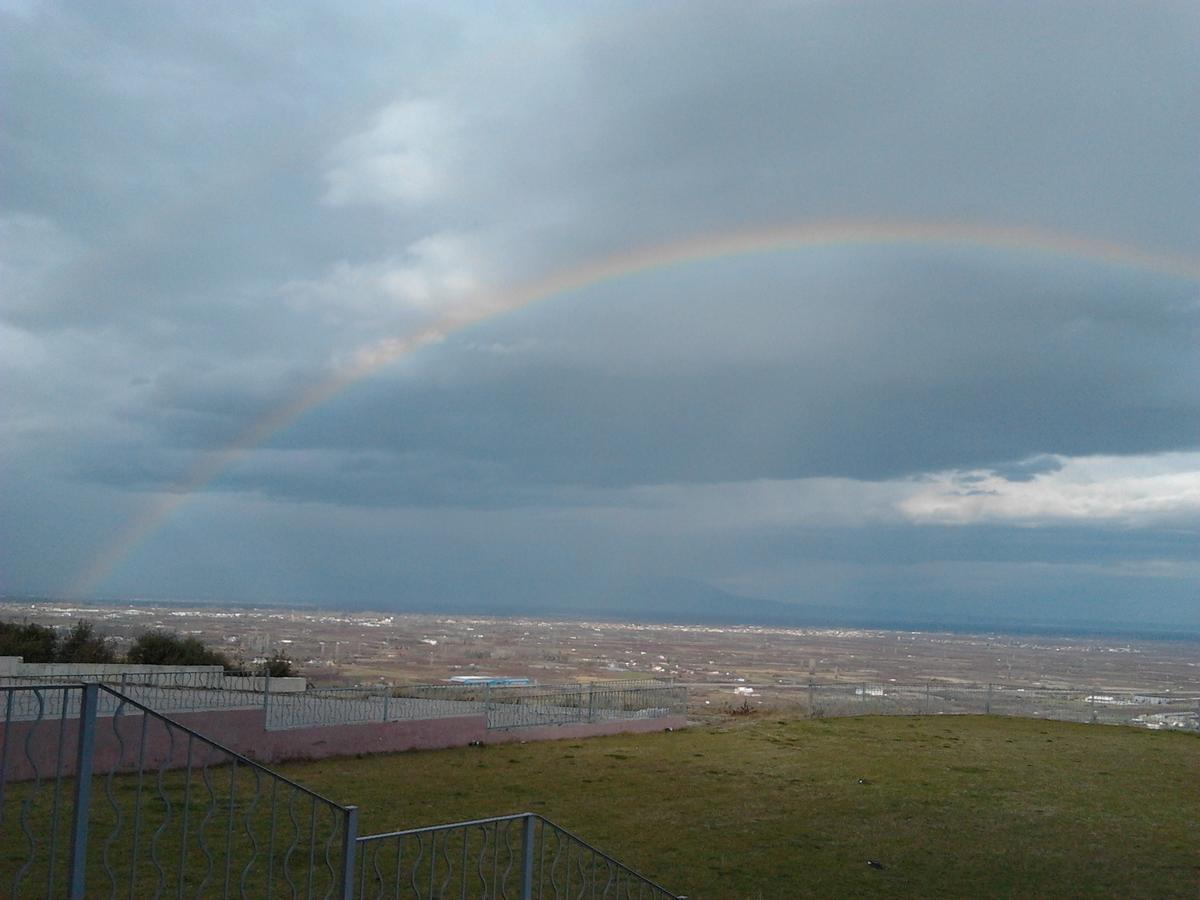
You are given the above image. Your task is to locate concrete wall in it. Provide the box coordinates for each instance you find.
[2,660,224,678]
[0,659,305,693]
[228,674,306,693]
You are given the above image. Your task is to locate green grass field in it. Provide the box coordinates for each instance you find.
[281,714,1199,899]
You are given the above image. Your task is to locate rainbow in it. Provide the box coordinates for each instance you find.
[68,219,1200,597]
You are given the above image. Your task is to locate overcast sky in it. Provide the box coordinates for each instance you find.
[3,1,1198,629]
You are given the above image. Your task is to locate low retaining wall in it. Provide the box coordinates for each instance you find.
[2,663,306,696]
[1,661,225,678]
[0,708,684,780]
[228,674,306,693]
[254,711,488,763]
[486,715,687,744]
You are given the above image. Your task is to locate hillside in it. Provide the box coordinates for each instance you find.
[283,714,1199,898]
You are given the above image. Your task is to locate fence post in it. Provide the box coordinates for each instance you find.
[925,681,931,715]
[263,674,271,724]
[68,682,99,900]
[381,687,390,723]
[520,814,536,900]
[808,680,815,717]
[986,683,993,715]
[340,805,359,899]
[587,683,596,723]
[1090,693,1097,724]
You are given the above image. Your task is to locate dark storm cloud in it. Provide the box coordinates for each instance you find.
[394,1,1200,265]
[248,254,1200,497]
[986,455,1065,483]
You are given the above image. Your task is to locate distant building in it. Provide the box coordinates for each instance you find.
[447,675,532,686]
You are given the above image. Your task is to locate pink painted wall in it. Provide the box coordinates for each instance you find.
[0,711,685,781]
[0,716,81,782]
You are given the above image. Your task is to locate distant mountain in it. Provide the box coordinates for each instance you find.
[498,576,902,628]
[335,575,803,626]
[53,584,1200,640]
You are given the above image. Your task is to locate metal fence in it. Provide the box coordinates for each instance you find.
[480,681,687,730]
[354,813,681,899]
[796,681,1200,730]
[1,682,357,898]
[267,680,686,732]
[264,686,485,731]
[2,671,688,734]
[389,680,686,730]
[1,683,684,899]
[1,670,264,716]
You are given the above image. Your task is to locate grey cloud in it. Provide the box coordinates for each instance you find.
[1,3,465,332]
[986,455,1065,483]
[373,1,1200,271]
[57,248,1199,507]
[4,1,1200,625]
[254,254,1199,496]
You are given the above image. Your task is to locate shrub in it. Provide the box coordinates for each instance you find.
[259,651,295,678]
[58,620,117,663]
[725,699,758,717]
[0,618,116,664]
[126,630,232,669]
[0,620,59,662]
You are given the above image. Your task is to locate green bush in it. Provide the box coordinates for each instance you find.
[258,650,296,678]
[0,620,59,662]
[58,620,117,663]
[126,630,232,669]
[0,618,116,663]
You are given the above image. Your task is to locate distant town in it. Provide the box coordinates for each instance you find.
[4,599,1198,713]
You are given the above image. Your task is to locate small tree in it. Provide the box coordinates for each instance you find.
[58,619,117,664]
[0,620,59,662]
[126,631,232,669]
[259,650,295,678]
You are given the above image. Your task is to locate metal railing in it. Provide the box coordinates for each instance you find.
[264,685,488,731]
[1,669,264,715]
[1,685,86,897]
[1,682,357,898]
[478,681,687,730]
[796,681,1200,730]
[267,680,686,732]
[355,813,682,899]
[2,683,685,898]
[1,671,688,733]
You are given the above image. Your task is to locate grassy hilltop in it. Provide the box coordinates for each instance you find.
[285,714,1200,899]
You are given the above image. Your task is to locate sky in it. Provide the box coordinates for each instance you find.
[2,1,1198,630]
